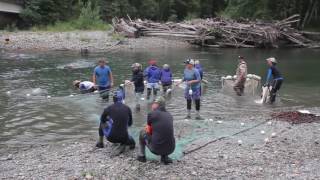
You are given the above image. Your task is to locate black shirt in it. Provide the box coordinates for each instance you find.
[147,108,175,155]
[131,70,144,93]
[101,102,132,143]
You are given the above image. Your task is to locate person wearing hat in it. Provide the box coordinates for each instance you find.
[130,63,145,111]
[160,64,173,95]
[73,80,97,93]
[144,59,161,100]
[265,57,283,103]
[95,89,135,152]
[233,56,248,96]
[137,96,175,165]
[177,59,203,120]
[93,59,114,100]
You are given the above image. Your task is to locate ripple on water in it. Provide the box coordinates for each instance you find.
[63,116,77,120]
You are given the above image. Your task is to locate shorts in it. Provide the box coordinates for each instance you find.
[147,83,160,89]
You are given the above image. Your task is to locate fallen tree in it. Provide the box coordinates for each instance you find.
[113,15,319,48]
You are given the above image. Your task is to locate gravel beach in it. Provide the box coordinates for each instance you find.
[0,31,191,52]
[1,114,320,179]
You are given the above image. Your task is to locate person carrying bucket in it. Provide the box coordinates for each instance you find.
[93,59,114,100]
[130,63,144,111]
[160,64,173,95]
[144,59,161,101]
[137,96,175,165]
[177,59,203,120]
[96,90,135,153]
[233,56,247,96]
[265,57,283,103]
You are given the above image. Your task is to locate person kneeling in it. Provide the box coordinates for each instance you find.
[137,97,175,165]
[96,90,135,152]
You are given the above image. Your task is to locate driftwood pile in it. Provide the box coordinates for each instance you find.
[271,111,320,124]
[113,15,319,48]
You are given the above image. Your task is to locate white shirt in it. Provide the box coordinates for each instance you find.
[79,81,94,90]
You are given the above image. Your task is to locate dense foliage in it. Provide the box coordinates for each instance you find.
[19,0,320,29]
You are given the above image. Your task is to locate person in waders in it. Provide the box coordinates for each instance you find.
[144,59,161,101]
[265,57,283,104]
[96,90,135,153]
[137,96,175,165]
[233,56,247,96]
[177,59,203,120]
[93,59,114,100]
[130,63,144,111]
[160,64,173,95]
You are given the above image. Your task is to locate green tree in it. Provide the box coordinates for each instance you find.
[20,0,79,26]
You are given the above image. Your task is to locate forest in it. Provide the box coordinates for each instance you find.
[19,0,319,30]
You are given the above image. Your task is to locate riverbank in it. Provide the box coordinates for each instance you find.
[1,114,320,179]
[0,31,191,52]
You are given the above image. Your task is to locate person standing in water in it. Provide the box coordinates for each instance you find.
[177,59,203,120]
[137,96,175,165]
[144,59,161,101]
[265,57,283,103]
[96,90,135,153]
[93,59,114,100]
[194,60,203,80]
[233,56,247,96]
[160,64,173,95]
[130,63,144,111]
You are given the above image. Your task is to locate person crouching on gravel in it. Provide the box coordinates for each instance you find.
[137,96,175,165]
[96,90,135,153]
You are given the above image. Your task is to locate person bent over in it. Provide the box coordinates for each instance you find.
[233,56,247,96]
[265,57,283,103]
[160,64,173,95]
[96,90,135,152]
[137,97,175,165]
[131,63,144,111]
[73,80,97,93]
[144,59,161,101]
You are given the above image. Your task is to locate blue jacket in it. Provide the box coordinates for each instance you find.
[161,69,173,85]
[144,65,161,83]
[195,64,203,79]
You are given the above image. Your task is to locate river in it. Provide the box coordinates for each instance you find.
[1,48,320,152]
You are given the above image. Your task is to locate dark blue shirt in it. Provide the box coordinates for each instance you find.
[266,65,283,83]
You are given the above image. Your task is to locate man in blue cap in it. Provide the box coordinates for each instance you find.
[96,89,135,152]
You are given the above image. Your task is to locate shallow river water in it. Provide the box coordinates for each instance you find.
[1,48,320,156]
